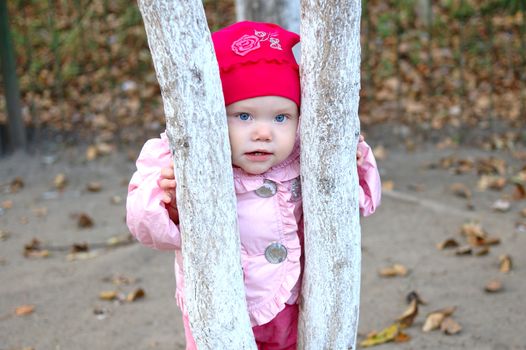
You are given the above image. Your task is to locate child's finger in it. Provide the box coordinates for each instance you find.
[160,167,175,179]
[161,192,172,204]
[159,179,176,190]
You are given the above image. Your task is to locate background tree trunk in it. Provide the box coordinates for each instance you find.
[137,1,256,348]
[0,0,26,152]
[235,0,300,34]
[298,0,362,349]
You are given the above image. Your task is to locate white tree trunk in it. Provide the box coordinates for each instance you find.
[137,1,256,349]
[235,0,300,34]
[298,1,363,349]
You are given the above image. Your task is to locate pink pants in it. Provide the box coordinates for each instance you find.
[183,304,299,350]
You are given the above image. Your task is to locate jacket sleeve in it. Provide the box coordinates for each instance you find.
[126,133,181,250]
[357,140,382,217]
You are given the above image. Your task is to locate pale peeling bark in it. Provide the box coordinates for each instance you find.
[298,1,362,349]
[137,1,256,349]
[235,0,300,34]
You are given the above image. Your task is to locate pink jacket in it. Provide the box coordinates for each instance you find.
[126,132,381,326]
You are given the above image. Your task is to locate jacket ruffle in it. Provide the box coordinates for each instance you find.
[245,174,302,326]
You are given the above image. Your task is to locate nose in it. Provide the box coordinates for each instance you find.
[251,121,272,142]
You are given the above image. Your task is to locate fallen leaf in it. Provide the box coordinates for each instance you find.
[15,304,35,316]
[373,145,387,160]
[477,175,507,191]
[476,157,506,176]
[521,208,526,217]
[484,279,503,293]
[450,183,472,199]
[77,213,94,228]
[512,183,526,200]
[86,181,103,192]
[406,291,427,305]
[379,264,408,277]
[499,255,512,273]
[86,145,98,161]
[460,221,486,238]
[394,332,411,343]
[32,207,48,217]
[99,290,118,301]
[70,243,89,253]
[382,180,394,192]
[436,238,459,250]
[492,199,511,212]
[397,298,418,328]
[474,246,490,256]
[441,317,462,335]
[24,238,50,258]
[66,251,99,261]
[455,245,472,255]
[110,195,123,204]
[126,288,145,302]
[0,229,10,241]
[423,306,456,332]
[360,323,399,347]
[54,173,68,190]
[1,200,13,209]
[10,177,24,193]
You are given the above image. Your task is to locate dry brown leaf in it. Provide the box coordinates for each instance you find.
[521,208,526,217]
[394,332,411,343]
[99,290,118,301]
[450,183,472,199]
[436,238,459,250]
[54,173,68,190]
[86,181,103,192]
[373,145,387,160]
[15,304,35,316]
[77,213,94,228]
[512,183,526,200]
[455,245,472,255]
[24,238,50,258]
[484,279,503,293]
[397,298,418,328]
[379,264,408,277]
[499,254,512,273]
[360,323,399,347]
[441,317,462,335]
[10,176,24,193]
[460,222,486,238]
[86,145,98,161]
[477,175,507,191]
[110,195,123,204]
[406,290,427,305]
[423,306,456,332]
[0,229,10,241]
[32,207,48,217]
[126,288,145,302]
[70,243,89,253]
[382,180,394,192]
[2,200,13,209]
[476,157,506,176]
[474,246,490,256]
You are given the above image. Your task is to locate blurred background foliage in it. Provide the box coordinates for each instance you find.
[0,0,525,152]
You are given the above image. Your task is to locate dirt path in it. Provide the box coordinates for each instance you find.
[0,143,524,349]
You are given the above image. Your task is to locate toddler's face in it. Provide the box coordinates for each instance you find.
[226,96,299,175]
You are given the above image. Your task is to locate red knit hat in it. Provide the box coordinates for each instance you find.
[211,21,300,107]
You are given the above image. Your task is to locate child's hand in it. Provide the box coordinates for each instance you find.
[159,161,179,223]
[356,134,365,167]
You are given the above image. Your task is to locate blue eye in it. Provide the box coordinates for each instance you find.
[275,114,287,123]
[238,113,251,121]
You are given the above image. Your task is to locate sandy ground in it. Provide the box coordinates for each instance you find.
[0,142,525,350]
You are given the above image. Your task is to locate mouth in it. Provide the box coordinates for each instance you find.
[246,151,272,156]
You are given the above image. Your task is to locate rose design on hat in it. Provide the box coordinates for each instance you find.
[232,30,283,56]
[232,34,261,56]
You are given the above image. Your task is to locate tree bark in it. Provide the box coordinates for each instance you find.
[298,1,362,349]
[137,1,256,348]
[235,0,300,34]
[0,0,26,152]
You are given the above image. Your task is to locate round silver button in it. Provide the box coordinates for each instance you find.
[255,180,278,198]
[264,242,288,264]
